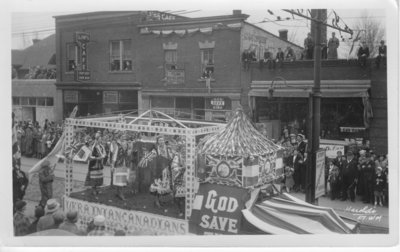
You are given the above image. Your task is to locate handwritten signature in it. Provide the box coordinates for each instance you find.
[344,206,383,222]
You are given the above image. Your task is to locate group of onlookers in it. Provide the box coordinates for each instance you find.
[13,198,123,236]
[242,32,387,70]
[15,119,62,159]
[327,149,388,206]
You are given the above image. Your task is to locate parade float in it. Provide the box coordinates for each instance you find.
[189,108,360,234]
[59,110,226,235]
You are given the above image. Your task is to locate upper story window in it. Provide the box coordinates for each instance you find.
[201,48,214,78]
[164,50,178,70]
[110,40,132,72]
[66,43,79,72]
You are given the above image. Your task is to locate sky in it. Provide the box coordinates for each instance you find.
[11,8,385,59]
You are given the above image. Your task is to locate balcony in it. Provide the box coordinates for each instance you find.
[249,59,373,82]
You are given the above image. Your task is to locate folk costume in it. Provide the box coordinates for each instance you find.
[138,145,157,193]
[110,140,130,201]
[85,139,106,196]
[171,154,186,216]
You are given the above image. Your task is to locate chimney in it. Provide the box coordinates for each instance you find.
[233,10,242,16]
[32,39,41,44]
[278,29,288,41]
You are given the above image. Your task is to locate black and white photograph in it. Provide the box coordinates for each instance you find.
[1,0,399,249]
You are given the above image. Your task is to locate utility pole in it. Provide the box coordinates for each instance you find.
[306,9,322,204]
[282,9,352,204]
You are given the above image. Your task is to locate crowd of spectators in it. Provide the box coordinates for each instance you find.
[13,198,126,236]
[15,119,63,160]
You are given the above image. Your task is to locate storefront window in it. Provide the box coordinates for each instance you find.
[37,98,46,106]
[175,97,192,119]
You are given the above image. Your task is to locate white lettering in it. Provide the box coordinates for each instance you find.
[199,215,210,228]
[228,219,238,233]
[227,198,238,213]
[217,196,228,212]
[205,190,218,214]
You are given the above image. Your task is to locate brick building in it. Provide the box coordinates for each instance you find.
[247,59,387,154]
[54,11,303,121]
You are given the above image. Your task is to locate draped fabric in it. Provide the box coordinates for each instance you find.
[242,192,359,234]
[362,93,374,129]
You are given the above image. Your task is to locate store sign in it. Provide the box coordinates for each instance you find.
[320,144,345,159]
[206,97,231,110]
[165,70,185,85]
[64,91,79,103]
[75,70,91,81]
[74,32,91,81]
[189,183,249,235]
[64,196,188,235]
[315,149,326,199]
[146,11,176,21]
[103,91,118,104]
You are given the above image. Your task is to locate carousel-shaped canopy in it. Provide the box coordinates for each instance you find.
[198,108,281,157]
[197,108,284,188]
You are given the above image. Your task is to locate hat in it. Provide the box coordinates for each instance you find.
[41,160,51,168]
[53,211,65,225]
[34,206,45,218]
[94,215,106,227]
[297,134,305,139]
[290,133,296,137]
[376,166,382,171]
[66,210,78,223]
[45,199,60,214]
[359,150,366,155]
[15,200,27,211]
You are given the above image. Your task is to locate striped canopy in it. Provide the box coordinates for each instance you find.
[197,109,281,157]
[242,193,359,234]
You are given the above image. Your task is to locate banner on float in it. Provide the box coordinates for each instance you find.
[63,196,188,235]
[189,183,250,235]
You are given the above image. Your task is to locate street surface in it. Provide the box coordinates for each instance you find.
[19,157,389,234]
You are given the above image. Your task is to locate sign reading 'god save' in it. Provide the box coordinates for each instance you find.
[189,183,249,235]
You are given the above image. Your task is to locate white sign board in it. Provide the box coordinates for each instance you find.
[315,150,326,199]
[319,144,345,159]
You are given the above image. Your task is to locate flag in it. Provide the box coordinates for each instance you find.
[28,106,78,181]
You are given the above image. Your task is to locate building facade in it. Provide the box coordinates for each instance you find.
[12,80,57,125]
[54,11,303,121]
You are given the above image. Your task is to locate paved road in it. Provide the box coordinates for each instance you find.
[20,157,389,233]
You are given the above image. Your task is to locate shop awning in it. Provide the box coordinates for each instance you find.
[249,80,371,98]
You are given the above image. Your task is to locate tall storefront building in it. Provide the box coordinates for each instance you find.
[54,10,303,121]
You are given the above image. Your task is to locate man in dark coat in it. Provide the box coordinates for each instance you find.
[274,48,285,68]
[357,41,370,67]
[375,40,386,69]
[296,134,307,157]
[12,159,29,206]
[328,32,340,59]
[288,149,304,192]
[340,151,359,202]
[304,33,314,59]
[38,160,55,208]
[360,152,375,204]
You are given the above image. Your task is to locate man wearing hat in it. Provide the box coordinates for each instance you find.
[360,152,376,204]
[59,210,86,235]
[357,41,370,67]
[296,134,306,157]
[38,160,55,208]
[87,215,113,236]
[340,151,359,202]
[36,198,60,231]
[13,200,31,236]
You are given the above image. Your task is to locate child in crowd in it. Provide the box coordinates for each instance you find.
[327,161,341,200]
[374,167,386,207]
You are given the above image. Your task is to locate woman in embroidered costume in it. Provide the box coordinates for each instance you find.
[110,136,131,201]
[85,131,106,197]
[171,154,186,217]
